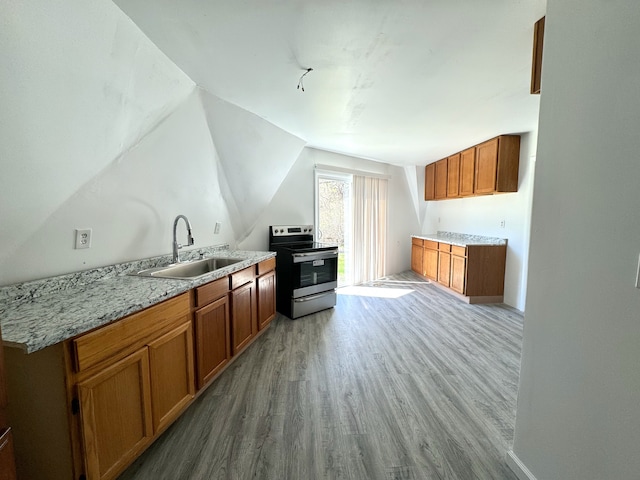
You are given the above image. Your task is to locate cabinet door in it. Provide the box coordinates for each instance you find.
[411,244,424,274]
[438,252,451,287]
[257,270,276,330]
[423,248,439,281]
[450,255,467,294]
[424,163,435,200]
[446,154,460,198]
[475,138,499,194]
[195,296,230,389]
[531,16,545,94]
[148,321,195,432]
[0,428,17,480]
[231,282,257,355]
[434,159,448,199]
[77,348,153,480]
[459,147,476,196]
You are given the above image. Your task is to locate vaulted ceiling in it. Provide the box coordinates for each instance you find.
[114,0,546,166]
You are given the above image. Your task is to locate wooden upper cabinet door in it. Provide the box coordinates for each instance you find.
[446,154,460,198]
[78,348,153,480]
[531,16,545,94]
[148,321,195,433]
[194,295,230,389]
[424,163,436,200]
[434,159,448,199]
[459,147,476,197]
[475,138,500,194]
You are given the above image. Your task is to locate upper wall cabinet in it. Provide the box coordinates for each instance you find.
[531,16,545,94]
[424,134,520,201]
[459,147,476,197]
[434,159,448,200]
[424,163,435,200]
[446,153,460,198]
[475,135,521,194]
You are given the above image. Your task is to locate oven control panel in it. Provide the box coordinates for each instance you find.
[270,225,314,236]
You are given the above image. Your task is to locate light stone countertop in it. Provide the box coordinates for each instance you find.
[0,246,275,354]
[412,231,507,247]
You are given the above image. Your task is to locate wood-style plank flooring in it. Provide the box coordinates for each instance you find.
[119,271,523,480]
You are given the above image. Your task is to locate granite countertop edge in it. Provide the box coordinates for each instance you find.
[0,246,276,354]
[412,231,507,247]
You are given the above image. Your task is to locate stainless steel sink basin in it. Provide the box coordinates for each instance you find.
[131,257,243,279]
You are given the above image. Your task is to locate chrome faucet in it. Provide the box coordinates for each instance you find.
[172,215,195,263]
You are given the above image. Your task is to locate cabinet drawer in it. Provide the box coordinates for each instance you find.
[412,237,424,247]
[256,257,276,276]
[451,245,466,257]
[195,277,229,308]
[424,240,438,250]
[231,266,255,290]
[72,293,191,373]
[438,242,451,252]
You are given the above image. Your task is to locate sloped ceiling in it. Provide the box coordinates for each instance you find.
[114,0,546,166]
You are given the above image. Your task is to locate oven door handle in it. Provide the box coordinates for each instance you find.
[292,250,338,262]
[293,290,336,302]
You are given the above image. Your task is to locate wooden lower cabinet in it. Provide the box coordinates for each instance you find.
[77,348,154,480]
[194,295,230,389]
[231,281,257,355]
[3,258,278,480]
[438,251,451,287]
[411,242,423,274]
[148,322,195,432]
[411,238,506,303]
[450,254,466,294]
[0,322,17,480]
[423,246,439,281]
[257,269,276,330]
[0,428,17,480]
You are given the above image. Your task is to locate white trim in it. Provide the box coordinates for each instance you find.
[506,450,538,480]
[314,163,391,180]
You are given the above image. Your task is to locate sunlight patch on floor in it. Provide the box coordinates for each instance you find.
[337,285,413,298]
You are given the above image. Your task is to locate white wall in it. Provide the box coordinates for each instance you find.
[200,91,306,243]
[421,132,537,310]
[0,0,419,286]
[510,1,640,479]
[240,147,422,277]
[0,0,195,276]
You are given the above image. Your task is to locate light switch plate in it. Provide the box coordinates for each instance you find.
[636,253,640,289]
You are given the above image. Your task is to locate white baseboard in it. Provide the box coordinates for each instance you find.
[506,450,537,480]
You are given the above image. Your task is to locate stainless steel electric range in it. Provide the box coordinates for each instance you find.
[269,225,338,319]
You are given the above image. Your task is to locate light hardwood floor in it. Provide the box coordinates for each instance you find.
[119,271,523,480]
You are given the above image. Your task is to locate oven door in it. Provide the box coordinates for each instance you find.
[290,249,338,298]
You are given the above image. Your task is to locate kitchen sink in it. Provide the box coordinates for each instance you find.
[131,257,243,279]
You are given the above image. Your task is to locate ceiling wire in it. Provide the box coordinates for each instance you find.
[297,68,313,92]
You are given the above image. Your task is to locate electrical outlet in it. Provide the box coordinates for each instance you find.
[75,228,92,249]
[500,220,506,228]
[214,222,221,234]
